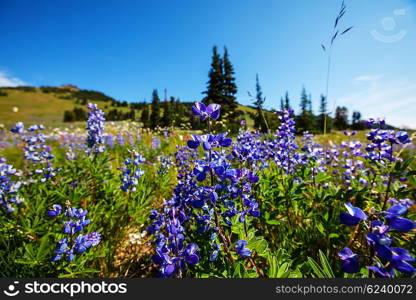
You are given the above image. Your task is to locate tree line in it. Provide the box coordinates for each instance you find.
[60,45,376,132]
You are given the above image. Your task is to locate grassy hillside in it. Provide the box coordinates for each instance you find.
[0,87,130,126]
[0,86,260,128]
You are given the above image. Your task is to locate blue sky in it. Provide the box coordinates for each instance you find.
[1,0,415,128]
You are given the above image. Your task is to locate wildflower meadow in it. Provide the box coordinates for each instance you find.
[0,101,415,279]
[0,0,415,284]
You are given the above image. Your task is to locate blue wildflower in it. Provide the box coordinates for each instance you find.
[235,240,252,258]
[86,103,106,154]
[192,102,221,121]
[340,203,367,226]
[49,204,100,262]
[338,247,360,273]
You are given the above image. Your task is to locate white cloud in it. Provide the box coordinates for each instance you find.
[0,70,27,87]
[336,77,416,129]
[354,74,383,82]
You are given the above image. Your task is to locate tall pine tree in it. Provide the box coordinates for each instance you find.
[334,106,349,130]
[222,47,238,121]
[202,46,224,105]
[284,92,291,110]
[318,94,331,133]
[161,89,171,127]
[352,110,363,130]
[297,87,316,133]
[253,74,268,132]
[141,101,149,127]
[300,87,309,114]
[150,89,160,129]
[280,97,285,110]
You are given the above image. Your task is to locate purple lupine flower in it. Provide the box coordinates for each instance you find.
[338,248,360,273]
[235,240,252,258]
[158,155,174,175]
[120,151,145,192]
[387,198,414,208]
[382,205,415,232]
[116,132,125,146]
[187,133,232,150]
[49,204,100,262]
[340,203,367,226]
[367,264,394,278]
[274,110,301,174]
[0,158,24,213]
[86,103,106,154]
[192,102,221,121]
[47,204,62,217]
[152,136,161,150]
[10,122,59,182]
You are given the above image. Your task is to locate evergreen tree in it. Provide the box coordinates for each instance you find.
[63,110,75,122]
[129,108,135,120]
[318,94,331,133]
[202,46,239,131]
[202,46,224,105]
[253,74,268,132]
[169,96,176,126]
[284,92,291,110]
[308,93,313,113]
[300,87,309,114]
[297,87,316,133]
[280,97,284,110]
[334,106,349,130]
[222,47,238,121]
[174,98,183,126]
[141,102,150,127]
[352,110,363,130]
[161,98,171,127]
[150,89,161,129]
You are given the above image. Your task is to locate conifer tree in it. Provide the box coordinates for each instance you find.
[334,106,349,130]
[161,99,171,127]
[308,93,313,113]
[318,94,330,133]
[280,97,285,110]
[141,102,149,127]
[222,47,238,120]
[284,92,291,110]
[169,96,176,126]
[161,89,171,127]
[150,89,160,129]
[202,46,224,105]
[253,74,268,132]
[352,110,363,130]
[297,87,316,132]
[300,87,309,115]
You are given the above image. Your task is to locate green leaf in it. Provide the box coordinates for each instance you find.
[319,250,335,278]
[307,257,325,278]
[276,262,290,277]
[315,173,332,183]
[266,219,280,225]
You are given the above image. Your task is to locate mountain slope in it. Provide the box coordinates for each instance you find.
[0,86,259,127]
[0,87,130,126]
